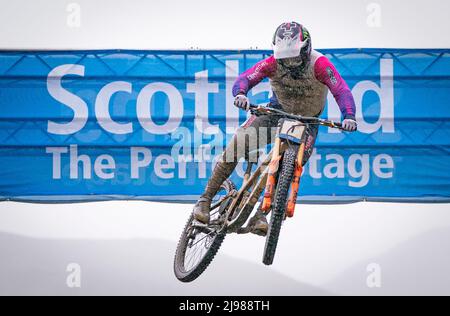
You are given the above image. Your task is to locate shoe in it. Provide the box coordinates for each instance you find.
[193,160,236,224]
[193,197,211,224]
[249,211,268,236]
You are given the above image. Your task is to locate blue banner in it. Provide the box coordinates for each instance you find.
[0,49,449,203]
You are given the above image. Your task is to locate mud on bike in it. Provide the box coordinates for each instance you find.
[174,104,347,282]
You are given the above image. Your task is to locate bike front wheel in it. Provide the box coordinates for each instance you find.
[262,145,297,265]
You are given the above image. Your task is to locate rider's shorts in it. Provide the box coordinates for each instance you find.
[222,105,319,166]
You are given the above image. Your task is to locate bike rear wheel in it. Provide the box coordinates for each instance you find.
[262,145,297,265]
[174,180,235,282]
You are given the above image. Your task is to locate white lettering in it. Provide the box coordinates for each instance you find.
[324,154,345,178]
[348,154,370,188]
[327,58,394,134]
[94,155,116,179]
[95,81,133,134]
[47,64,88,135]
[46,147,68,179]
[70,144,91,179]
[187,70,219,135]
[130,147,152,179]
[352,59,394,133]
[137,82,183,135]
[155,155,175,179]
[373,154,394,179]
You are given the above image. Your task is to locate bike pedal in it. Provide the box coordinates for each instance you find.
[192,219,209,228]
[251,228,267,237]
[236,227,252,234]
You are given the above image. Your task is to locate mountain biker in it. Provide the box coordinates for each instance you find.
[193,22,357,235]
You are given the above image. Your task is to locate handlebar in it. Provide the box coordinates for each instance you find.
[248,104,345,131]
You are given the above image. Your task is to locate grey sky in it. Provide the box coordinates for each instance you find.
[0,0,449,49]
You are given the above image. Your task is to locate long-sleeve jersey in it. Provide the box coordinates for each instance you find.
[232,50,356,120]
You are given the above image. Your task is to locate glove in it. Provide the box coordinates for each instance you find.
[342,118,357,132]
[234,94,250,111]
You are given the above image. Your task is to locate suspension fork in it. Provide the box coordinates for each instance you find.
[261,137,282,212]
[286,142,305,217]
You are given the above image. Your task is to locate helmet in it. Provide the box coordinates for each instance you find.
[272,22,312,71]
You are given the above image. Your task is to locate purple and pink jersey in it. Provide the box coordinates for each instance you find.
[232,50,356,120]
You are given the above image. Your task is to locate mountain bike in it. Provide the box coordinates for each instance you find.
[174,104,346,282]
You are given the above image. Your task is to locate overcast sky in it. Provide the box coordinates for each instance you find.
[0,0,449,50]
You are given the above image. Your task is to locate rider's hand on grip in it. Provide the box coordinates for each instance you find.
[341,118,357,132]
[234,94,250,112]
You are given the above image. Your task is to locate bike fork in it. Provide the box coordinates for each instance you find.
[261,137,282,212]
[286,143,305,217]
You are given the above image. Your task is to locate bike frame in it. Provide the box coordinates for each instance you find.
[207,104,344,235]
[225,139,294,234]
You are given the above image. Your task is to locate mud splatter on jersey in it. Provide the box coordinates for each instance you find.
[232,50,356,120]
